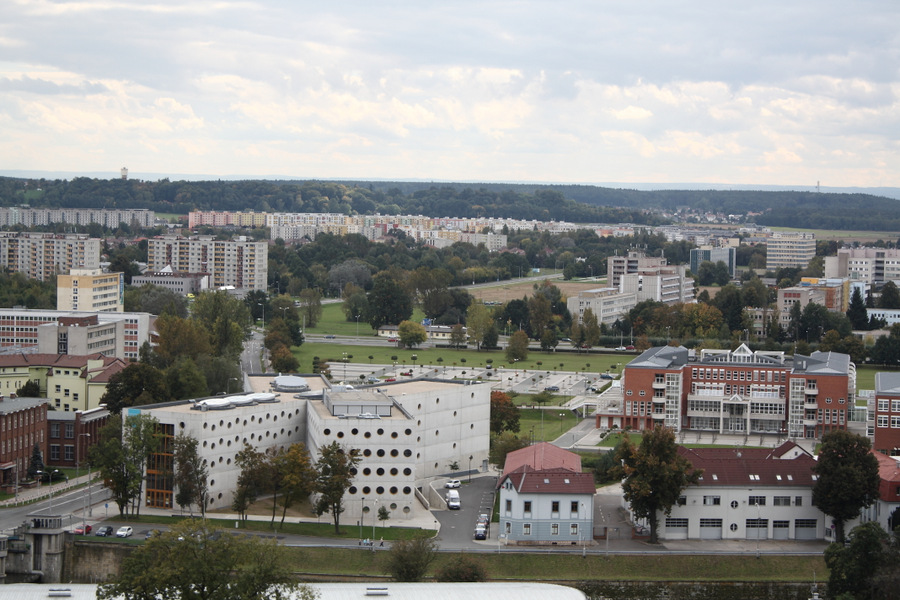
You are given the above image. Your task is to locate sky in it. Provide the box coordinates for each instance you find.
[1,0,899,187]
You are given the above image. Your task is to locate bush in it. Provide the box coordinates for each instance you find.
[382,535,437,581]
[435,554,488,582]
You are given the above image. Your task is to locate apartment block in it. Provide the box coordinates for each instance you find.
[619,267,694,305]
[825,247,900,285]
[566,287,637,326]
[0,232,101,282]
[0,207,155,229]
[57,269,124,313]
[766,232,816,270]
[607,251,669,289]
[147,236,267,291]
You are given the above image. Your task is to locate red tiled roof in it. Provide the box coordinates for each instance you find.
[87,359,128,383]
[874,451,900,484]
[501,466,596,495]
[677,444,817,487]
[502,442,581,477]
[0,353,111,369]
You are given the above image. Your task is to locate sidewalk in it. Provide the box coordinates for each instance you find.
[0,472,95,508]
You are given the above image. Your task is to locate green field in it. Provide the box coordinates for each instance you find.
[519,409,580,442]
[768,225,900,242]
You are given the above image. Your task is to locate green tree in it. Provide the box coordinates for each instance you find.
[506,329,529,362]
[812,430,880,543]
[314,441,362,534]
[16,379,41,397]
[270,345,300,373]
[847,287,869,330]
[490,391,520,434]
[825,521,900,600]
[609,425,702,544]
[384,534,438,582]
[879,280,900,309]
[397,320,428,349]
[527,293,553,340]
[488,431,529,466]
[483,323,499,349]
[449,323,467,349]
[363,271,412,330]
[191,290,252,358]
[166,358,208,400]
[234,443,267,522]
[27,443,44,479]
[465,302,493,350]
[154,314,212,368]
[172,432,208,517]
[539,328,559,352]
[96,520,315,600]
[100,362,170,414]
[298,287,324,327]
[274,442,317,526]
[89,413,160,517]
[582,308,601,347]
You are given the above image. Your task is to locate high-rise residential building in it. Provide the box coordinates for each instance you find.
[0,232,101,282]
[766,232,816,270]
[689,246,736,278]
[0,207,154,229]
[147,236,268,291]
[57,269,124,312]
[824,247,900,285]
[607,251,669,288]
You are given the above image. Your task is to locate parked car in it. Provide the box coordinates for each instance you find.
[445,479,461,489]
[476,513,490,526]
[615,346,627,351]
[116,526,133,538]
[400,371,413,376]
[560,337,572,342]
[366,376,381,384]
[625,345,635,351]
[544,385,560,392]
[599,373,615,380]
[474,526,487,540]
[95,525,114,537]
[324,334,336,339]
[387,337,399,342]
[73,524,92,535]
[383,377,396,382]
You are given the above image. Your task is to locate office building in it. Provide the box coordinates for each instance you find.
[824,247,900,285]
[766,232,816,270]
[566,288,637,326]
[690,246,736,278]
[57,269,124,313]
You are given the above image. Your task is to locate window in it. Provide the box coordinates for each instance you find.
[773,496,790,506]
[795,497,803,507]
[523,523,531,535]
[749,496,766,506]
[571,501,579,514]
[551,501,560,514]
[570,523,578,535]
[551,523,559,535]
[64,445,74,461]
[50,423,60,438]
[699,518,722,528]
[505,499,512,514]
[49,444,60,461]
[666,518,688,528]
[878,415,890,428]
[892,416,900,429]
[677,496,687,506]
[703,495,721,506]
[523,501,532,515]
[893,400,900,412]
[65,423,74,439]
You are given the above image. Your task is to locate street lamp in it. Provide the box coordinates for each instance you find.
[228,377,239,393]
[77,432,91,480]
[755,500,761,558]
[78,433,91,531]
[355,314,361,340]
[468,455,473,483]
[36,469,59,515]
[360,496,365,543]
[257,302,265,327]
[279,306,289,322]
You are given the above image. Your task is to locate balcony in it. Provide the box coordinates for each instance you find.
[805,386,818,395]
[652,380,666,390]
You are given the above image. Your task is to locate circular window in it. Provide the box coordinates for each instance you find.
[376,468,385,476]
[470,424,474,429]
[453,411,457,417]
[403,468,412,476]
[435,430,439,436]
[363,449,372,457]
[452,443,456,449]
[281,411,285,417]
[243,420,248,426]
[363,467,371,476]
[390,468,398,476]
[403,449,412,457]
[390,486,398,494]
[362,486,371,494]
[203,441,208,447]
[226,458,231,465]
[377,428,384,435]
[390,449,399,457]
[203,422,208,429]
[218,493,222,499]
[349,486,357,494]
[211,425,216,431]
[211,443,216,449]
[376,486,384,494]
[390,503,398,509]
[219,420,224,427]
[377,449,385,457]
[391,432,398,439]
[365,432,371,438]
[405,429,412,436]
[323,428,331,436]
[351,428,359,435]
[436,398,440,404]
[350,467,359,476]
[730,523,738,532]
[227,422,232,429]
[210,479,215,486]
[179,421,185,429]
[337,431,344,438]
[417,404,422,410]
[731,500,739,509]
[403,487,412,495]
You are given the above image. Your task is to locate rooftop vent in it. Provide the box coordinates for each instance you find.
[366,587,389,596]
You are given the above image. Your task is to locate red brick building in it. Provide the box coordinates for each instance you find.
[0,394,49,492]
[45,406,109,470]
[872,372,900,456]
[596,344,855,440]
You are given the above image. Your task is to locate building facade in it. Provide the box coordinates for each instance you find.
[871,372,900,456]
[618,267,694,305]
[0,353,126,412]
[0,395,49,493]
[147,236,267,291]
[0,207,155,229]
[607,251,669,289]
[648,443,827,541]
[131,270,210,295]
[596,345,855,440]
[690,246,737,278]
[766,232,816,270]
[566,288,637,326]
[57,269,124,313]
[0,309,154,361]
[0,232,101,282]
[45,406,109,469]
[825,247,900,285]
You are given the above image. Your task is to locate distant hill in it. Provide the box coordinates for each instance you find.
[0,175,897,231]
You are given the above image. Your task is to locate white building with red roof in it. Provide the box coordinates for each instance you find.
[649,442,829,541]
[497,443,595,545]
[857,451,900,534]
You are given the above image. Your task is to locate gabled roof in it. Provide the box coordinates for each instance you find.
[677,443,817,487]
[500,466,596,495]
[873,451,900,485]
[792,351,851,375]
[502,442,581,477]
[0,353,113,370]
[627,345,689,369]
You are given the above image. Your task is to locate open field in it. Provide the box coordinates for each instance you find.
[768,225,900,243]
[467,277,607,304]
[519,409,580,442]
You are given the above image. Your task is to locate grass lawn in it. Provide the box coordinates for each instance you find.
[282,547,824,582]
[519,409,580,442]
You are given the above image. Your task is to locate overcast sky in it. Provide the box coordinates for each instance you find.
[2,0,898,187]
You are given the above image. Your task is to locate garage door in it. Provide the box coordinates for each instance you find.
[665,517,688,540]
[772,520,789,540]
[794,519,818,540]
[699,518,723,540]
[746,518,768,540]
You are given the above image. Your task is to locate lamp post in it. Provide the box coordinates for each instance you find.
[77,432,91,480]
[36,469,59,515]
[228,377,239,393]
[360,496,365,543]
[78,433,91,531]
[279,306,289,324]
[468,455,473,483]
[755,500,761,558]
[355,314,361,340]
[257,302,265,327]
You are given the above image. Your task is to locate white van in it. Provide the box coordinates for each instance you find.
[446,489,461,510]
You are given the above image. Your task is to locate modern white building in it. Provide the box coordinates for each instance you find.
[825,247,900,285]
[647,442,828,541]
[134,377,491,519]
[566,287,637,326]
[766,232,816,270]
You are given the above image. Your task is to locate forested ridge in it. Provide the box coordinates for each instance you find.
[1,176,897,230]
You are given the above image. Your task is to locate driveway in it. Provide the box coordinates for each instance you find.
[432,475,498,549]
